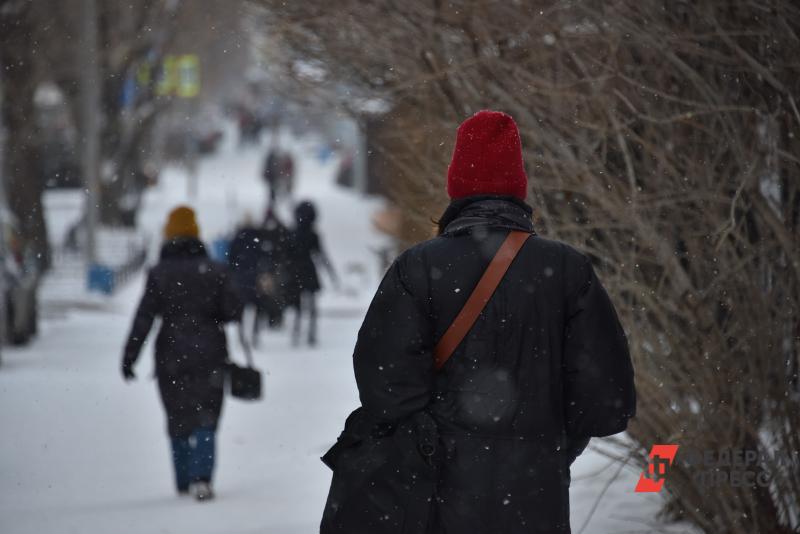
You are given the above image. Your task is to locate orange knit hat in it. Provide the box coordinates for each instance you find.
[164,206,199,240]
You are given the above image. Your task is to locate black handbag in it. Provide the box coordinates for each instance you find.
[227,361,262,400]
[226,325,262,400]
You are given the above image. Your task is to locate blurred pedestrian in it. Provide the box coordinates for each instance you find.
[335,151,354,188]
[286,200,337,346]
[262,139,295,203]
[228,209,291,347]
[229,214,268,335]
[320,111,636,533]
[238,107,260,146]
[262,146,281,202]
[280,152,295,197]
[121,206,243,501]
[257,207,292,333]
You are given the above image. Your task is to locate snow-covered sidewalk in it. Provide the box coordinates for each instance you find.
[0,131,694,534]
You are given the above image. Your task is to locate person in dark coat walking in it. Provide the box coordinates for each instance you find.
[262,143,295,202]
[257,207,293,333]
[321,111,636,533]
[263,149,281,202]
[228,209,292,345]
[286,200,337,346]
[122,206,243,501]
[228,215,267,306]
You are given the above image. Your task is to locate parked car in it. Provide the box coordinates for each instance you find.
[1,209,39,346]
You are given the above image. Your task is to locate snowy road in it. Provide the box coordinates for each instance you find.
[0,131,694,533]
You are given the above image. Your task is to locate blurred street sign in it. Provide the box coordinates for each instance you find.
[156,55,200,98]
[177,55,200,98]
[156,55,178,96]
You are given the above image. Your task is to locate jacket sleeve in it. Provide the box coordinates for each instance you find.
[353,255,434,423]
[123,271,160,366]
[563,254,636,438]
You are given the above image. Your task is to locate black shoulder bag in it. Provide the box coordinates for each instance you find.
[226,323,262,400]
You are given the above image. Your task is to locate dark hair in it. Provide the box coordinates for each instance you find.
[294,201,317,227]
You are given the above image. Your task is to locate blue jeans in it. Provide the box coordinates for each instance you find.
[170,427,216,491]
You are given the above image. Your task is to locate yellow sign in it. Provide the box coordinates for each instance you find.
[156,55,200,98]
[177,55,200,98]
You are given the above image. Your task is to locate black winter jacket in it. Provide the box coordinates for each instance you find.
[324,197,635,534]
[287,227,323,295]
[123,238,243,438]
[229,224,290,304]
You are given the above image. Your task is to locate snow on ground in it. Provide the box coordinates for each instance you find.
[0,128,696,534]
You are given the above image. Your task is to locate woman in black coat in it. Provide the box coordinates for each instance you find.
[286,200,337,346]
[122,206,243,501]
[228,211,291,345]
[321,111,636,533]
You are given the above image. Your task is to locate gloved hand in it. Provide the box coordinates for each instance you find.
[122,360,136,381]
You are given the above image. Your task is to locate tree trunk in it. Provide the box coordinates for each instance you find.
[0,3,50,271]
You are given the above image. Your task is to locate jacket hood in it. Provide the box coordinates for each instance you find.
[160,237,208,260]
[439,195,536,236]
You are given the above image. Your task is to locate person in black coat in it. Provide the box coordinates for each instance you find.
[228,209,292,345]
[321,111,636,533]
[286,200,337,346]
[256,208,293,333]
[228,207,291,345]
[262,143,295,202]
[263,149,281,202]
[122,206,243,501]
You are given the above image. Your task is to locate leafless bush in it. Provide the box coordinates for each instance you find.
[252,1,800,531]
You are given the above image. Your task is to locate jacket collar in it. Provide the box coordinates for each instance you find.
[160,237,207,260]
[439,195,536,236]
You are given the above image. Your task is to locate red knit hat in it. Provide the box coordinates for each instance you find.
[446,110,528,199]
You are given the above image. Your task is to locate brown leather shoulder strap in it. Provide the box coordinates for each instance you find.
[433,230,531,370]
